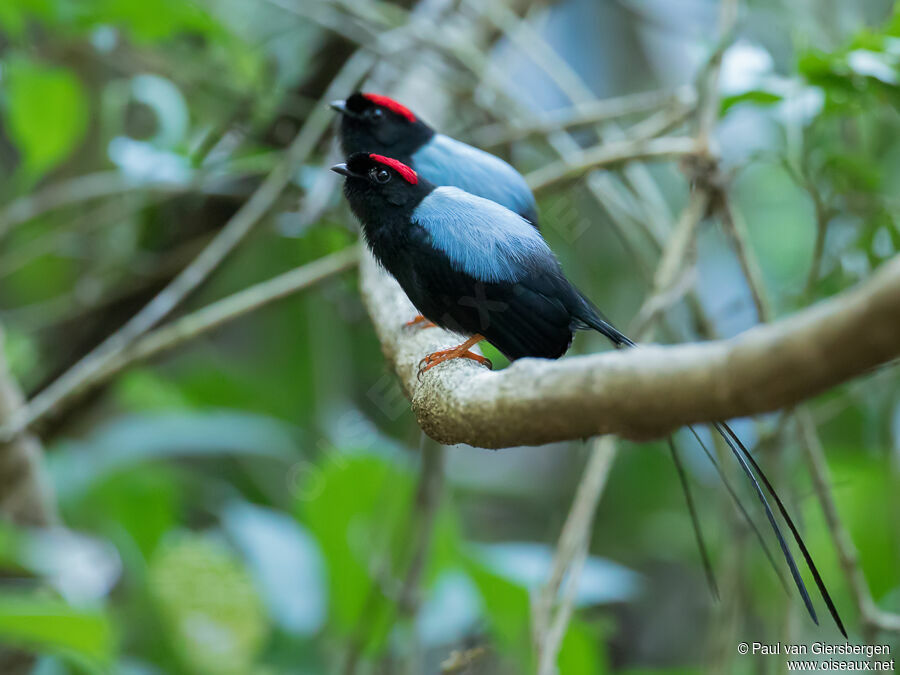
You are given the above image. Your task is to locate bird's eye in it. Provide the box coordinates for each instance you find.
[370,168,391,184]
[366,107,384,121]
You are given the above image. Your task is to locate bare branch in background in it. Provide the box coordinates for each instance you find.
[630,189,710,335]
[797,410,900,638]
[440,646,489,673]
[720,198,773,322]
[470,86,695,148]
[0,171,251,242]
[12,246,357,424]
[533,436,616,673]
[392,436,445,673]
[0,326,56,527]
[525,136,699,194]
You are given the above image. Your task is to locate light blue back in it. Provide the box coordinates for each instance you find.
[412,134,537,221]
[412,186,553,283]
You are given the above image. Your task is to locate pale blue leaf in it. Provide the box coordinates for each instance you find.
[473,542,641,606]
[221,501,327,635]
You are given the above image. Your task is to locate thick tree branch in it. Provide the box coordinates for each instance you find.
[359,250,900,449]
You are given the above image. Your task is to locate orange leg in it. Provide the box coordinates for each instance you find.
[418,334,492,376]
[404,314,436,329]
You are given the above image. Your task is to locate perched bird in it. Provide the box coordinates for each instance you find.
[332,152,847,637]
[331,92,539,226]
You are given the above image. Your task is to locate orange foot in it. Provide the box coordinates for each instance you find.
[404,314,437,329]
[418,334,492,377]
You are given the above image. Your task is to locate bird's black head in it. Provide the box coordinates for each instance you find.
[332,153,433,226]
[330,93,434,159]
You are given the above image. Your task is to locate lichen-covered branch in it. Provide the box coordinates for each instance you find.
[359,251,900,449]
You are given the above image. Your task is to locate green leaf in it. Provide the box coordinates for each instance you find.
[0,592,114,666]
[721,90,783,113]
[115,370,195,411]
[1,327,39,382]
[49,411,301,502]
[558,619,606,675]
[72,465,181,561]
[0,0,53,37]
[87,0,218,43]
[298,454,415,651]
[3,59,88,179]
[464,552,609,673]
[148,534,269,675]
[464,557,534,672]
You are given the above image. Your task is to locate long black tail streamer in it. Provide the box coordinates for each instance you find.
[668,437,719,600]
[601,326,845,634]
[716,422,847,638]
[686,426,790,594]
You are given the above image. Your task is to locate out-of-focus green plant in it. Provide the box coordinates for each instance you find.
[3,59,88,181]
[0,0,898,673]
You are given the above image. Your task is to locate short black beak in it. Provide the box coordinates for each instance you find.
[331,163,361,178]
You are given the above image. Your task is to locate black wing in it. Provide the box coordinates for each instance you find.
[394,226,576,360]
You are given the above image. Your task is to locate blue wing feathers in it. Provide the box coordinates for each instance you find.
[413,187,550,283]
[413,134,538,223]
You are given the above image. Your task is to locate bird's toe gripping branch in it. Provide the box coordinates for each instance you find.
[405,314,437,330]
[417,334,492,377]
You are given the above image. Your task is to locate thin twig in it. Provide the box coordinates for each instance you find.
[525,136,699,194]
[397,437,445,675]
[803,183,835,299]
[76,246,357,393]
[528,3,752,669]
[630,190,710,335]
[723,179,900,639]
[0,171,247,242]
[1,230,214,333]
[0,325,57,527]
[796,409,900,640]
[533,437,616,674]
[440,646,489,673]
[695,0,739,152]
[470,88,694,148]
[720,199,774,322]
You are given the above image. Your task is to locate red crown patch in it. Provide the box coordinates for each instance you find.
[369,154,418,185]
[362,93,417,122]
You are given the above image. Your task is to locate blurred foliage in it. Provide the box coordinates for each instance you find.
[0,0,898,673]
[3,58,88,181]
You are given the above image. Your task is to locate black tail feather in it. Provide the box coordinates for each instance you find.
[584,317,846,635]
[577,306,635,348]
[711,421,819,626]
[686,426,791,595]
[668,437,719,600]
[717,422,848,638]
